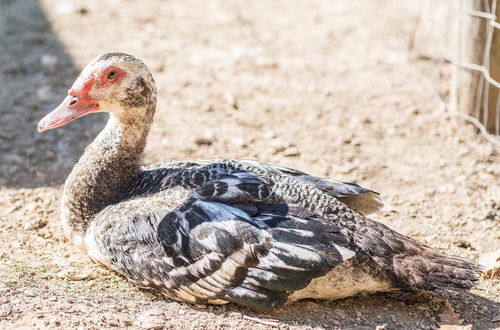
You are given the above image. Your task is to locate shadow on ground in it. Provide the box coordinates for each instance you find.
[225,291,499,329]
[0,0,103,188]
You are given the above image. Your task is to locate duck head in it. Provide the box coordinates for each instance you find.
[38,53,156,132]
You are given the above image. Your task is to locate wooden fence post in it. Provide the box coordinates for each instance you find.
[486,1,500,133]
[457,0,487,123]
[414,0,500,134]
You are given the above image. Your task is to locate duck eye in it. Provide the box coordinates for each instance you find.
[107,70,118,81]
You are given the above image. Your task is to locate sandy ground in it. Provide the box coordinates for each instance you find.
[0,0,499,329]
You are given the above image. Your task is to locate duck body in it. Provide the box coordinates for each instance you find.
[76,158,393,308]
[38,53,479,309]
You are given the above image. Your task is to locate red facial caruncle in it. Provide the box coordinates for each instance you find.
[37,65,126,132]
[100,66,126,86]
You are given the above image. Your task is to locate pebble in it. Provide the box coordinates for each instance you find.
[4,153,24,165]
[134,309,164,330]
[40,54,58,70]
[194,137,213,146]
[283,146,300,157]
[37,86,52,101]
[142,291,157,299]
[231,137,246,148]
[23,218,47,230]
[54,3,75,16]
[52,256,70,267]
[36,171,47,179]
[263,130,276,139]
[224,93,238,110]
[45,150,55,160]
[231,45,248,60]
[57,268,95,281]
[194,131,215,146]
[23,290,35,297]
[25,148,36,157]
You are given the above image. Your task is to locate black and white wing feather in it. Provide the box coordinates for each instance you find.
[93,161,356,308]
[249,162,384,215]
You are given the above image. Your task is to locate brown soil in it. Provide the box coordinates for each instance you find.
[0,0,498,329]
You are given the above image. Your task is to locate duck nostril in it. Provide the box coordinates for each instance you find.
[69,97,78,106]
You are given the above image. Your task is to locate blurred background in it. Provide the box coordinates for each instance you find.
[0,0,498,328]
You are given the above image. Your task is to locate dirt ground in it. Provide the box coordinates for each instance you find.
[0,0,498,329]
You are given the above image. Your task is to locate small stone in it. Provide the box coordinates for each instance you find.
[202,104,214,112]
[142,291,157,299]
[37,86,52,101]
[134,309,164,329]
[231,45,247,60]
[45,150,55,160]
[25,203,38,213]
[231,137,246,148]
[375,324,387,330]
[40,54,58,69]
[224,93,238,110]
[177,309,186,315]
[56,268,73,278]
[54,3,74,16]
[194,131,215,146]
[194,137,212,146]
[53,256,70,267]
[25,148,36,157]
[35,171,47,179]
[416,304,429,311]
[23,290,35,297]
[283,146,300,157]
[23,218,47,230]
[263,131,276,139]
[57,268,94,281]
[228,311,241,318]
[455,240,471,249]
[4,153,23,165]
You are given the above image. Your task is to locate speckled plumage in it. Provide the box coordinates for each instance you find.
[42,53,480,309]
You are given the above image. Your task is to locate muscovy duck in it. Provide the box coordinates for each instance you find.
[37,53,479,309]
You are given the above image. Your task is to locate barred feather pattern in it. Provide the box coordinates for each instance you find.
[89,160,358,308]
[84,159,480,309]
[55,53,480,310]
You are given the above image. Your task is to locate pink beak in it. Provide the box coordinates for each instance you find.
[38,88,99,132]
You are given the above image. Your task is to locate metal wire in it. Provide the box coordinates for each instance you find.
[457,0,500,140]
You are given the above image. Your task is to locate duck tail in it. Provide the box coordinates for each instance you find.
[355,218,481,293]
[391,247,481,292]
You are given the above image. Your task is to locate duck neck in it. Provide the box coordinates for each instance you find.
[61,110,153,239]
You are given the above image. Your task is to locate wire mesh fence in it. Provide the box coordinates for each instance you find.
[413,0,500,145]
